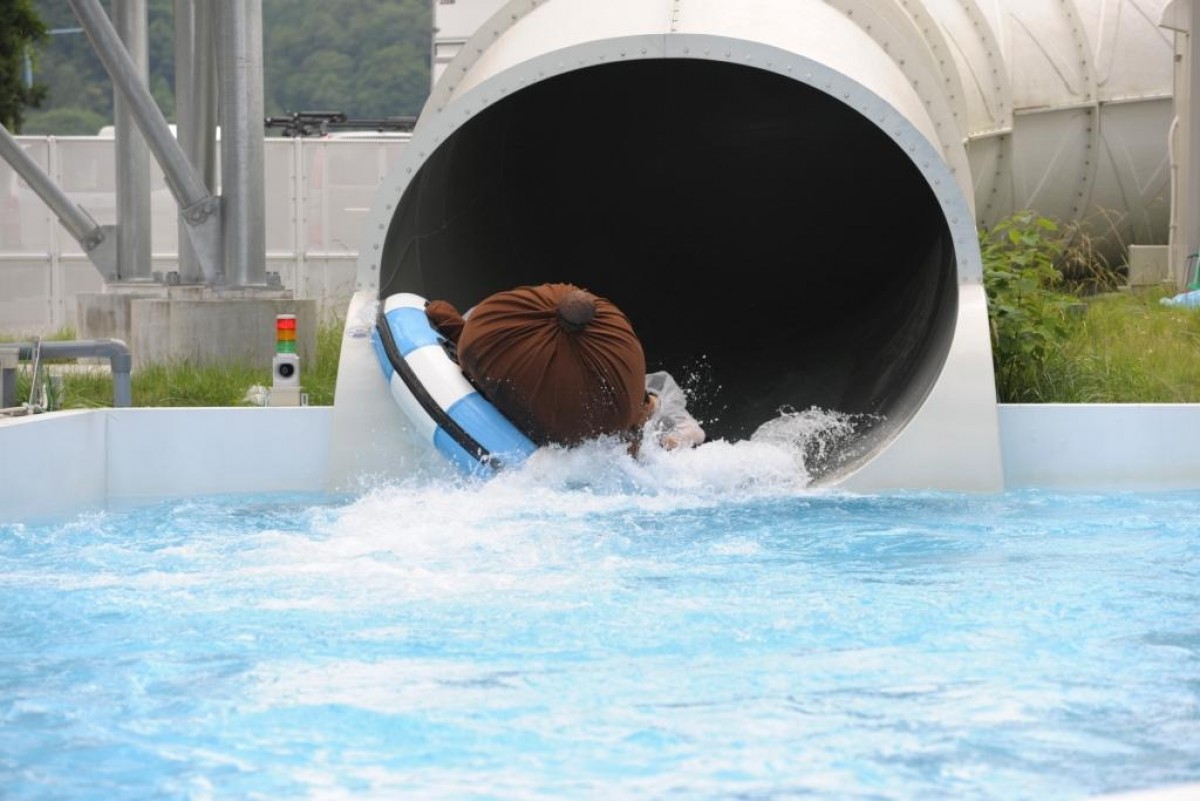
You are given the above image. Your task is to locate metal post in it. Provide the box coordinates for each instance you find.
[174,0,217,285]
[0,123,117,279]
[216,0,267,288]
[113,0,152,283]
[0,347,17,409]
[68,0,223,285]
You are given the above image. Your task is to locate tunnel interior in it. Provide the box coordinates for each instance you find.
[380,59,958,477]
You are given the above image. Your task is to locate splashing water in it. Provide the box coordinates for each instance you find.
[750,405,882,477]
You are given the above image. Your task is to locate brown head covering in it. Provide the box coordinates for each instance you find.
[425,299,465,343]
[456,283,647,445]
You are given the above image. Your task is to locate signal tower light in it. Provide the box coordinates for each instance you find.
[276,314,297,353]
[269,313,304,406]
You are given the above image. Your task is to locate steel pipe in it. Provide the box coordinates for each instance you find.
[68,0,223,285]
[0,123,117,279]
[113,0,152,282]
[69,0,211,212]
[174,0,219,285]
[11,340,133,408]
[215,0,267,288]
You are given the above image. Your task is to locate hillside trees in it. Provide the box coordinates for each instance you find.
[23,0,431,134]
[263,0,430,118]
[1,0,49,131]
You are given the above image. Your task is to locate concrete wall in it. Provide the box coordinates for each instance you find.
[4,403,1200,524]
[128,293,318,370]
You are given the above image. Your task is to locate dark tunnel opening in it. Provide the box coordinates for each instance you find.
[380,59,958,478]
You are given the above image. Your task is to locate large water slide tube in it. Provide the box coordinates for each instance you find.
[328,0,1174,492]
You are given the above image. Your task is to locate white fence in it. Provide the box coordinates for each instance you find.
[0,135,409,335]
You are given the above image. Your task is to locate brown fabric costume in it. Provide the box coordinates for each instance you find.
[425,299,465,343]
[428,284,646,446]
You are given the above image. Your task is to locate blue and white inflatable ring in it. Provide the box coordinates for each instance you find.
[372,293,538,475]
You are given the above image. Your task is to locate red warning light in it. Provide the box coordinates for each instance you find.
[276,314,297,353]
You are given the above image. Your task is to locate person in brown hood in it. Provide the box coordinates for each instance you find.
[425,283,648,447]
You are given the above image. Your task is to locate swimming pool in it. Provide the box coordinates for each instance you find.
[2,437,1198,799]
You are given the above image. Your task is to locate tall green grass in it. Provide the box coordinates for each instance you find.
[1033,289,1200,402]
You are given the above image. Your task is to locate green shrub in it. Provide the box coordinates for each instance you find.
[980,211,1079,401]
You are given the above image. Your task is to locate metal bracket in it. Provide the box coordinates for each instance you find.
[183,195,220,225]
[84,224,119,281]
[180,195,224,285]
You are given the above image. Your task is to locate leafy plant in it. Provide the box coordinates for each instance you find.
[980,211,1079,401]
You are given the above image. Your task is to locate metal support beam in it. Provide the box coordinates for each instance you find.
[174,0,218,285]
[113,0,153,283]
[0,123,117,279]
[215,0,267,288]
[68,0,224,285]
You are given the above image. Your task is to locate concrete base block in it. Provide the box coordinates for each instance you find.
[130,296,318,372]
[268,386,304,407]
[77,289,159,343]
[1126,244,1170,287]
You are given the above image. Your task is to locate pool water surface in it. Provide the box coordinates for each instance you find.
[1,436,1198,799]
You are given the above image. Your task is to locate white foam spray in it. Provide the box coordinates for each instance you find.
[323,405,873,548]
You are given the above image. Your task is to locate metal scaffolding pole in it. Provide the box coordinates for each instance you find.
[215,0,266,288]
[174,0,218,285]
[68,0,223,285]
[0,123,117,279]
[113,0,152,283]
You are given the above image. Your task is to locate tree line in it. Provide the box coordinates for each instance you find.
[12,0,432,135]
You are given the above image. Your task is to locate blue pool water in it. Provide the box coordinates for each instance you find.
[2,435,1199,800]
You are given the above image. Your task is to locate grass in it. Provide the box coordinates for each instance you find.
[1,316,343,409]
[1028,287,1200,403]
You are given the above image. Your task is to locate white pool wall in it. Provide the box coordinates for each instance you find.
[3,403,1200,523]
[998,404,1200,491]
[0,408,331,523]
